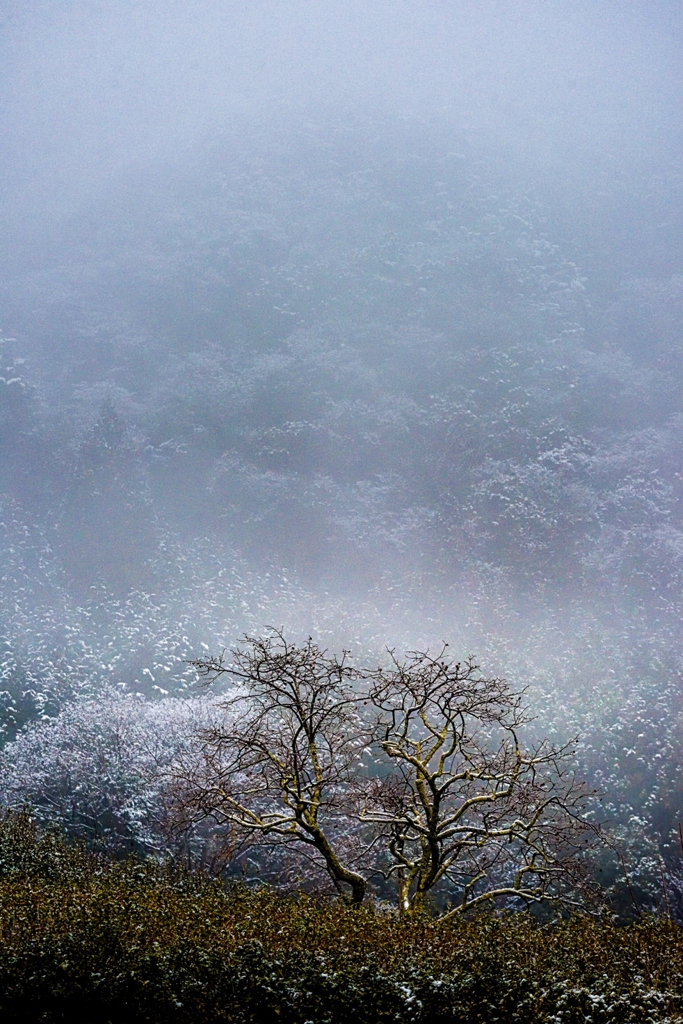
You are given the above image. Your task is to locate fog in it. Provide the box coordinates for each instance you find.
[2,2,680,228]
[1,1,683,909]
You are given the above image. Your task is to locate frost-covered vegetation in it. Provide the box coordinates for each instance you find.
[2,114,683,919]
[1,2,683,1018]
[0,690,226,859]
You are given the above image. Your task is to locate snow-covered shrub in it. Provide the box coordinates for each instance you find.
[0,688,226,860]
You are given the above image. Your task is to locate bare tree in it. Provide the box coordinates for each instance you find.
[177,633,598,916]
[180,630,369,902]
[360,647,597,918]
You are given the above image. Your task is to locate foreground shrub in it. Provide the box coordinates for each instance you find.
[1,812,683,1022]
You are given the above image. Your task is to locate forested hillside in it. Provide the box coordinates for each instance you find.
[1,112,683,914]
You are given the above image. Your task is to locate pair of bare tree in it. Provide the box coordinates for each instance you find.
[172,630,597,919]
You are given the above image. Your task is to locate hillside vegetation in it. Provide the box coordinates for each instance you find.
[0,812,681,1023]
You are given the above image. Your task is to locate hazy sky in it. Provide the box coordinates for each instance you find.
[1,1,681,232]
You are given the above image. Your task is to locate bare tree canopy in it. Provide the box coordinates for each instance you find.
[179,632,599,917]
[182,631,368,902]
[362,648,594,918]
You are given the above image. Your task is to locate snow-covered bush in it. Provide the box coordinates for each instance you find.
[0,688,227,860]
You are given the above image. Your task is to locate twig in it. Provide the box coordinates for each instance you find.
[658,854,672,923]
[619,853,641,918]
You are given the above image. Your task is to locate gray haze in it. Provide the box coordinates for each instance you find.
[1,0,683,909]
[2,2,681,230]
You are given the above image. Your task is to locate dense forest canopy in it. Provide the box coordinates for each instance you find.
[0,1,682,916]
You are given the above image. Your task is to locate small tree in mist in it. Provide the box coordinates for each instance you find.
[180,631,598,916]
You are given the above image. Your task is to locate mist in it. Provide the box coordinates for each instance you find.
[1,0,683,910]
